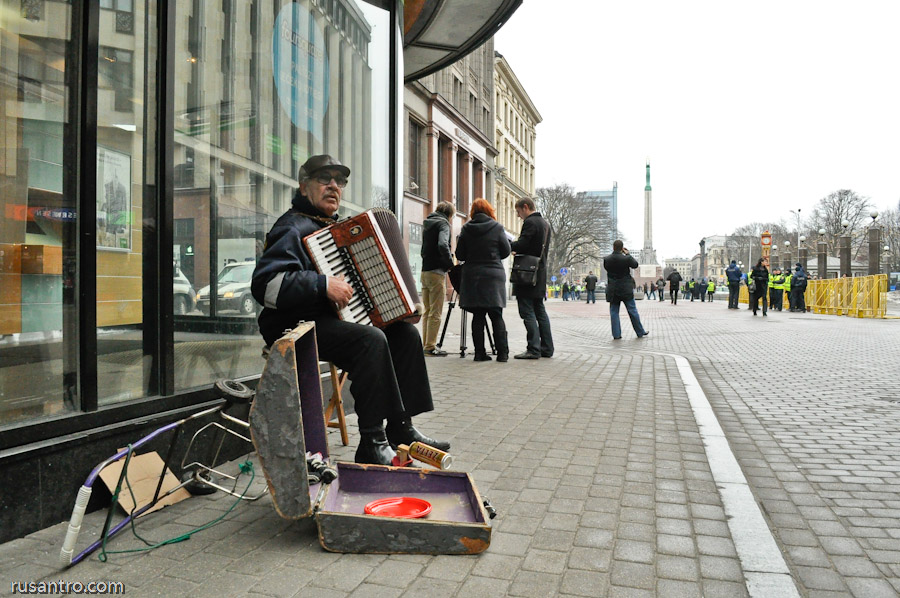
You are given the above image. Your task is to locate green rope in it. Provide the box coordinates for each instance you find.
[98,459,255,561]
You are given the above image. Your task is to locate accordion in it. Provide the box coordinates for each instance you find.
[303,208,422,328]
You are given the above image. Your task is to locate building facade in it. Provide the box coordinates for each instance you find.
[665,258,692,281]
[493,51,540,234]
[582,185,618,280]
[0,0,517,542]
[403,41,496,284]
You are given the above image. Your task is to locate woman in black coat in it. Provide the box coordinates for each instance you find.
[455,198,511,362]
[750,257,769,316]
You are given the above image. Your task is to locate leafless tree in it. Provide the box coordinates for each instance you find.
[534,184,614,277]
[726,222,791,268]
[805,189,873,259]
[879,205,900,273]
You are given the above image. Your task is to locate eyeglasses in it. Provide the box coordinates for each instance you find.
[314,173,348,188]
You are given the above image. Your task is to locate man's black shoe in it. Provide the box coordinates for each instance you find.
[638,330,650,338]
[513,351,540,360]
[541,352,553,358]
[473,353,492,362]
[386,420,450,451]
[355,430,396,465]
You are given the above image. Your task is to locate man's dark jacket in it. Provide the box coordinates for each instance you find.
[603,250,638,302]
[421,211,453,272]
[584,274,598,291]
[454,213,510,309]
[510,212,551,299]
[251,192,338,345]
[726,263,742,283]
[667,270,683,288]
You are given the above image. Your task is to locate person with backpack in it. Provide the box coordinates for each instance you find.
[666,270,683,305]
[790,263,808,312]
[656,277,666,302]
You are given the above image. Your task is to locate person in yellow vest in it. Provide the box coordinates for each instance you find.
[706,280,715,302]
[768,267,782,312]
[782,269,793,311]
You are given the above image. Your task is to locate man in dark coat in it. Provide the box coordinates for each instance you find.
[420,201,455,356]
[725,260,742,309]
[584,271,599,304]
[656,277,666,302]
[667,269,683,304]
[603,240,648,339]
[509,197,554,359]
[790,263,808,312]
[251,155,449,466]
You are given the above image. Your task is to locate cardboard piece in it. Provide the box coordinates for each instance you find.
[97,450,191,516]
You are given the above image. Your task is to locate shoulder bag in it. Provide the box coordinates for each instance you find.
[509,219,549,286]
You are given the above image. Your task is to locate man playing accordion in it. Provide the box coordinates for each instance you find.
[251,155,450,465]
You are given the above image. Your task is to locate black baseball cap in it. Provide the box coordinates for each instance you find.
[298,154,350,180]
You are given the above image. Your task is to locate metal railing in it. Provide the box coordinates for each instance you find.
[738,274,888,318]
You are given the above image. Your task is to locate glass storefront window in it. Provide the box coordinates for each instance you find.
[172,0,391,391]
[95,0,158,405]
[0,2,76,424]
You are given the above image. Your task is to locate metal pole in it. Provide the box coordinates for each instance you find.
[817,239,828,278]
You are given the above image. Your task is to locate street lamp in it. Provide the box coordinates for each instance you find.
[870,210,879,224]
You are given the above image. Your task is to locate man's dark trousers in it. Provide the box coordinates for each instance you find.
[587,290,596,303]
[518,297,553,356]
[314,316,433,429]
[728,282,740,308]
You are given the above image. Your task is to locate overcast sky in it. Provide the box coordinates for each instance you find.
[494,1,900,260]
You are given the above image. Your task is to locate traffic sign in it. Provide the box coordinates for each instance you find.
[560,268,568,275]
[551,276,557,282]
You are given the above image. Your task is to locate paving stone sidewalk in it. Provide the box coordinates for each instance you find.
[1,297,898,597]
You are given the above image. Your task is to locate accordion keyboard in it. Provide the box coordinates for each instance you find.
[306,233,373,326]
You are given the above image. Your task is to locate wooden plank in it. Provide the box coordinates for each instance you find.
[97,276,142,302]
[0,304,21,335]
[97,252,142,277]
[97,300,142,327]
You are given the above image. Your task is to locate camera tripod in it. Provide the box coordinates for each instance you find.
[436,290,495,358]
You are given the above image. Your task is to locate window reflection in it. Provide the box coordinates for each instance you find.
[0,3,76,425]
[173,0,390,391]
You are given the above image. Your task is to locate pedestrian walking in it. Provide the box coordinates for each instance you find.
[749,258,769,316]
[603,241,649,340]
[682,280,690,300]
[562,281,570,301]
[455,198,510,362]
[725,260,742,309]
[667,270,683,305]
[790,263,808,312]
[656,277,666,302]
[420,201,456,356]
[584,271,599,304]
[510,197,554,359]
[647,283,656,300]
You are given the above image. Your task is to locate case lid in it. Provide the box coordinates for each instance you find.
[250,322,329,519]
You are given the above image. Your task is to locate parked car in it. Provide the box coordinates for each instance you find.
[197,261,259,316]
[173,267,197,315]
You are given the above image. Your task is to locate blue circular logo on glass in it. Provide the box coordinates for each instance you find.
[272,3,329,140]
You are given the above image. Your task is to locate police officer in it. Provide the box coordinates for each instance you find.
[251,155,450,466]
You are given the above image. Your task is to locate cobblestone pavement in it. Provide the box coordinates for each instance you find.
[2,297,899,597]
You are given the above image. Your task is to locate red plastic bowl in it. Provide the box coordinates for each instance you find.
[364,496,432,519]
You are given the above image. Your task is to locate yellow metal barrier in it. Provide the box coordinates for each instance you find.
[737,275,887,318]
[807,275,887,318]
